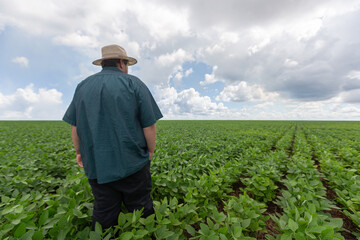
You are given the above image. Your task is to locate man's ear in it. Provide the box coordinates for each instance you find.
[116,60,122,69]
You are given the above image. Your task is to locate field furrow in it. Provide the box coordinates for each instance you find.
[1,121,359,239]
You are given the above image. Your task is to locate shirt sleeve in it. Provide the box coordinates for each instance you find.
[137,84,163,128]
[62,99,77,126]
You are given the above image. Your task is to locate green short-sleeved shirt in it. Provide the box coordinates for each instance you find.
[63,67,163,184]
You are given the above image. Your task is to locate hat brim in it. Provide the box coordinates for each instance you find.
[92,56,137,66]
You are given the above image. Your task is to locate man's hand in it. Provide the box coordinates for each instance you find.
[71,125,83,167]
[76,153,83,167]
[143,124,156,161]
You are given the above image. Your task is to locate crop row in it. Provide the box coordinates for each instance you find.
[0,121,359,239]
[304,128,360,232]
[269,127,346,239]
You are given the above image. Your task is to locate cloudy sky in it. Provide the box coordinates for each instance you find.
[1,0,360,120]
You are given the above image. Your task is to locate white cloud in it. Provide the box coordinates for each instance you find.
[12,56,29,67]
[131,1,190,41]
[346,70,360,80]
[155,87,237,119]
[287,18,323,41]
[216,82,279,102]
[72,63,97,84]
[248,37,270,56]
[254,102,274,109]
[172,71,183,86]
[136,48,194,87]
[240,100,360,120]
[176,88,227,114]
[53,31,99,48]
[338,89,360,103]
[1,0,360,120]
[168,67,193,86]
[220,31,239,44]
[185,68,193,77]
[284,59,299,67]
[283,101,360,120]
[205,44,225,55]
[200,66,218,85]
[0,84,64,120]
[156,48,193,67]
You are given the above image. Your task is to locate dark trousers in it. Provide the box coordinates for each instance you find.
[88,162,154,229]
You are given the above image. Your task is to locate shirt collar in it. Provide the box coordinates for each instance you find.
[101,67,123,73]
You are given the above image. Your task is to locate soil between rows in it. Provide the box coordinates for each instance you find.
[214,126,360,240]
[308,135,360,240]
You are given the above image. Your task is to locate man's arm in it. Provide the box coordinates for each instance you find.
[71,125,83,167]
[143,124,156,160]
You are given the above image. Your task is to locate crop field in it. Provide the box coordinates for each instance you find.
[0,120,360,240]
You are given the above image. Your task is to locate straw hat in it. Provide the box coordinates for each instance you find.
[92,44,137,66]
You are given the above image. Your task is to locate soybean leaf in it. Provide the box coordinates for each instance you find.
[18,230,34,240]
[119,232,133,240]
[155,225,174,239]
[288,218,298,232]
[89,231,102,240]
[32,231,44,240]
[328,218,343,229]
[38,210,49,226]
[95,222,102,235]
[185,224,195,236]
[14,223,26,238]
[280,232,293,240]
[241,219,251,229]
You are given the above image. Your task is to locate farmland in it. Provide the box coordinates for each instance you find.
[0,120,360,239]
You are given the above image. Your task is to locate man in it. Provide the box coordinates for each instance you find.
[63,44,163,229]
